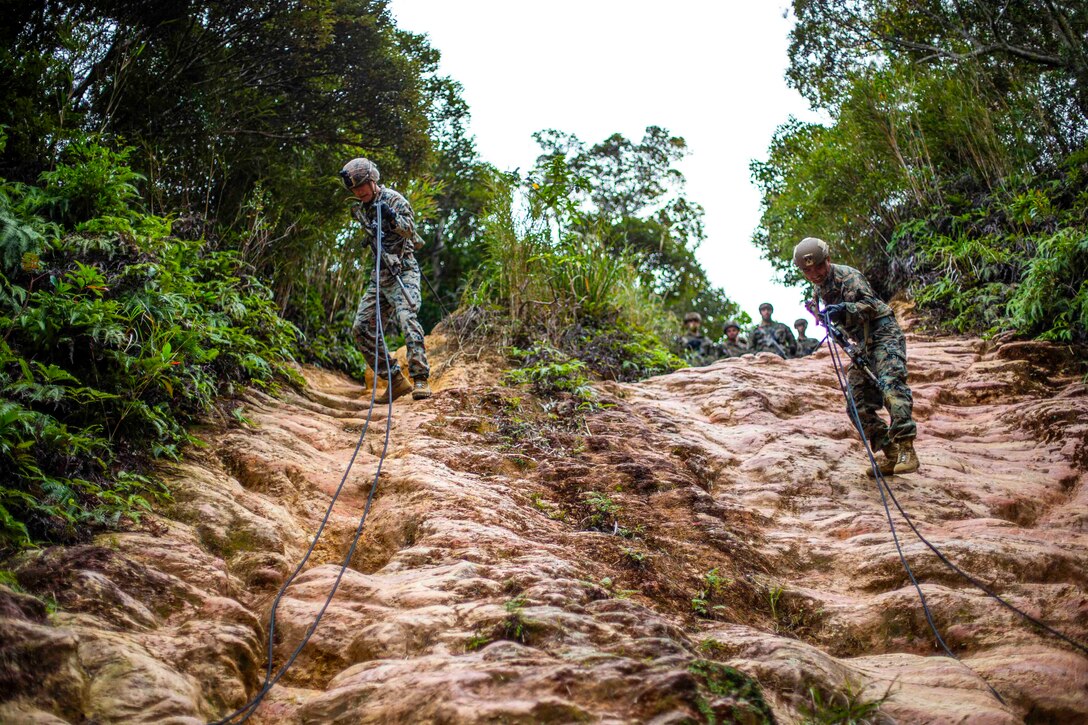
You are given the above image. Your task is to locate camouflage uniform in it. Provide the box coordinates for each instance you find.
[816,263,915,448]
[795,335,821,357]
[676,334,719,367]
[748,321,797,358]
[719,339,748,358]
[351,187,430,381]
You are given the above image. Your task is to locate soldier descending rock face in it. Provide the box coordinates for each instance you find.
[340,158,431,403]
[794,236,918,475]
[748,303,797,358]
[719,320,748,358]
[676,312,719,367]
[794,318,821,357]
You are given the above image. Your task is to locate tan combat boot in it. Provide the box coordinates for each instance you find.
[863,442,899,477]
[893,440,919,474]
[412,379,432,400]
[375,372,413,404]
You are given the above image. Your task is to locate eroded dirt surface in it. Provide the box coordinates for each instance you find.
[2,328,1086,724]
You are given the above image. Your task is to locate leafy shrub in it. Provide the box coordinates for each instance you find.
[893,153,1088,343]
[563,317,682,382]
[468,166,684,389]
[0,139,301,550]
[503,345,598,410]
[1007,228,1088,341]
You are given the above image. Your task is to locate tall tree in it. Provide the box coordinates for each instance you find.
[532,127,744,328]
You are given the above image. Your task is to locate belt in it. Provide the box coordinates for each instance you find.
[862,313,894,347]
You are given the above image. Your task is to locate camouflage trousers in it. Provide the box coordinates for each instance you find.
[352,256,430,381]
[846,318,916,448]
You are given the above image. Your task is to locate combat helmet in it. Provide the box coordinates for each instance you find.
[683,312,702,324]
[723,320,741,332]
[340,158,380,190]
[793,237,829,269]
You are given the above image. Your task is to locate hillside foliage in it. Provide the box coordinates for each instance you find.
[0,138,300,549]
[754,1,1088,342]
[463,137,748,385]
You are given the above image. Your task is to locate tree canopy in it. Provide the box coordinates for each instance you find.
[752,1,1087,342]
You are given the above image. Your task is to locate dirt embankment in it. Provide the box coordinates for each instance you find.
[1,327,1086,724]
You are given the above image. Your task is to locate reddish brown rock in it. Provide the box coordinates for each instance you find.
[0,329,1085,723]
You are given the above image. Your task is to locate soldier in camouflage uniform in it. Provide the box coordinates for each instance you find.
[794,318,821,357]
[719,320,748,358]
[676,312,719,366]
[340,158,431,403]
[748,303,797,358]
[793,237,918,474]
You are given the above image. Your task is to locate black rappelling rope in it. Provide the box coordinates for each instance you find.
[420,265,454,320]
[213,204,399,724]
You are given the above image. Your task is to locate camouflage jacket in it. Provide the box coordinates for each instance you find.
[748,321,797,358]
[814,264,894,345]
[676,334,719,366]
[719,339,748,358]
[795,336,821,357]
[351,187,424,257]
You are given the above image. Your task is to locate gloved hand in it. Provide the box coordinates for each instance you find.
[378,201,398,226]
[823,303,847,323]
[381,252,402,277]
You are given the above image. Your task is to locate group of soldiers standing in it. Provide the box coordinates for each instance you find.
[676,302,822,366]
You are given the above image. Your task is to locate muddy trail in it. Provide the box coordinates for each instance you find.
[2,323,1086,724]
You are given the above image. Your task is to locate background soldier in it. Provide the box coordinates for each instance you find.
[341,158,431,403]
[794,318,820,357]
[794,236,918,474]
[748,303,797,358]
[719,320,748,358]
[676,312,718,366]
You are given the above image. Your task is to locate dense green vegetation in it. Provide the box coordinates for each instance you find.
[754,1,1088,342]
[530,127,745,332]
[465,142,730,386]
[0,138,300,549]
[0,0,490,364]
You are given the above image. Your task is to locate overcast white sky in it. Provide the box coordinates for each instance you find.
[391,0,824,332]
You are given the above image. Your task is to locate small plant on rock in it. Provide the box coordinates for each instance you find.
[692,568,731,619]
[581,490,621,532]
[697,638,730,659]
[529,492,568,522]
[688,659,774,724]
[768,584,784,625]
[464,630,492,652]
[621,546,648,568]
[502,595,534,644]
[799,678,893,725]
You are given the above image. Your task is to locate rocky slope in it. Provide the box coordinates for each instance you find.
[1,324,1086,724]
